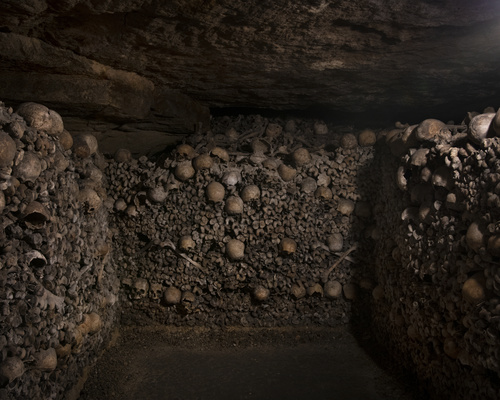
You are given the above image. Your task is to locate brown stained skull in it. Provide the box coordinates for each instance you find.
[181,291,196,307]
[468,113,495,144]
[241,185,260,202]
[58,130,73,150]
[13,152,42,183]
[131,278,149,300]
[176,143,197,160]
[226,239,245,260]
[253,286,270,302]
[278,164,296,182]
[301,177,317,194]
[16,103,51,132]
[315,186,332,199]
[174,161,195,181]
[25,250,47,268]
[224,196,244,215]
[292,148,311,167]
[79,313,102,335]
[22,201,50,229]
[147,186,168,203]
[78,188,102,214]
[280,238,297,255]
[149,283,163,300]
[265,123,282,138]
[164,287,182,305]
[114,148,132,163]
[192,153,213,171]
[72,133,98,158]
[33,348,57,371]
[206,181,225,202]
[0,357,25,384]
[178,236,196,252]
[0,132,16,168]
[211,147,230,162]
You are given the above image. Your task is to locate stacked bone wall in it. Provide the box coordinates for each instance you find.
[0,102,119,400]
[2,97,500,400]
[371,114,500,400]
[108,115,379,328]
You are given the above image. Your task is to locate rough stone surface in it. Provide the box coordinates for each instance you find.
[0,32,210,155]
[1,0,500,144]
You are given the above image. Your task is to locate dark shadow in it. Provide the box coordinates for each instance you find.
[210,97,498,129]
[349,140,429,400]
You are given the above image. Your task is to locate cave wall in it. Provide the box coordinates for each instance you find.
[1,1,500,398]
[0,32,210,157]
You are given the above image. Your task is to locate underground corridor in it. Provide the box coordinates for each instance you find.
[1,1,500,400]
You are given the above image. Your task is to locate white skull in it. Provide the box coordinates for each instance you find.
[222,170,241,186]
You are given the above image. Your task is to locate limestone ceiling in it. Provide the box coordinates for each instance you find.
[1,0,500,132]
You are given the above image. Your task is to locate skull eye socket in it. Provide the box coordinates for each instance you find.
[25,211,48,228]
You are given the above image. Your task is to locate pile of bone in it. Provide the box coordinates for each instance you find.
[106,114,381,327]
[0,102,118,400]
[369,107,500,400]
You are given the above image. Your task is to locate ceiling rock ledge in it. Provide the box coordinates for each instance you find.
[1,0,500,151]
[0,32,210,156]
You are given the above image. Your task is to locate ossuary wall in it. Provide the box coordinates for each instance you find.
[1,100,500,400]
[372,114,500,400]
[0,102,119,400]
[108,114,379,329]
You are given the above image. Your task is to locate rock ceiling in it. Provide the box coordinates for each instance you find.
[1,0,500,150]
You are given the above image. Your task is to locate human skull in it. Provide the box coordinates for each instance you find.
[149,283,163,301]
[13,152,42,182]
[178,236,196,252]
[280,238,297,255]
[222,170,241,186]
[179,291,196,314]
[78,188,102,214]
[131,278,149,300]
[23,201,50,230]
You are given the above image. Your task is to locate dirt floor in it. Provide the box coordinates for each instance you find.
[78,325,425,400]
